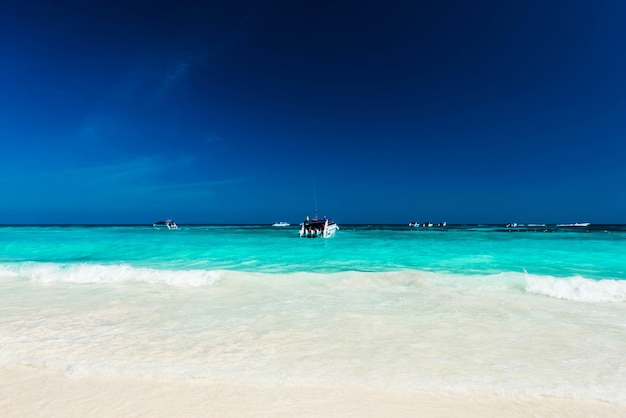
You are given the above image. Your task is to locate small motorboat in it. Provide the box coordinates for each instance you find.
[299,216,338,238]
[153,219,178,230]
[272,221,290,227]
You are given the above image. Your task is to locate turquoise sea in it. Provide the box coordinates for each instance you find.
[1,224,625,402]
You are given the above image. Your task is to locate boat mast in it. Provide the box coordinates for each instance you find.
[313,178,318,219]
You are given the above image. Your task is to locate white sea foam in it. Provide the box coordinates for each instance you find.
[0,263,224,287]
[524,273,626,302]
[3,263,626,304]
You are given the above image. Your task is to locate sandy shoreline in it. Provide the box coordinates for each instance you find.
[1,366,624,417]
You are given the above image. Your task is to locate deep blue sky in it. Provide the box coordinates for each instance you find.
[1,1,625,224]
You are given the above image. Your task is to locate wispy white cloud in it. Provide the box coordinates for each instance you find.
[205,134,224,143]
[52,156,170,185]
[156,60,191,99]
[79,157,243,188]
[155,49,210,101]
[2,154,246,216]
[141,177,247,200]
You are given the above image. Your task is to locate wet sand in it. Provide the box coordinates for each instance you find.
[2,365,624,417]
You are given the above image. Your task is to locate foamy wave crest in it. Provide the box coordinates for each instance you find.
[0,263,224,287]
[525,274,626,302]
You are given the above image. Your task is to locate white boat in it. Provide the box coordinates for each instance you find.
[299,217,338,238]
[153,219,178,230]
[557,222,590,227]
[272,221,290,227]
[408,222,420,227]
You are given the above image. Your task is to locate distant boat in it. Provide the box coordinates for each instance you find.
[409,221,446,228]
[299,216,338,238]
[153,219,178,230]
[506,223,518,228]
[272,221,290,227]
[557,222,591,227]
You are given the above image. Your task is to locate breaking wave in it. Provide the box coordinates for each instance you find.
[524,273,626,302]
[0,262,224,287]
[2,262,625,303]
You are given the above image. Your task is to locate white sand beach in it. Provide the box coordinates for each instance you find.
[2,365,625,418]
